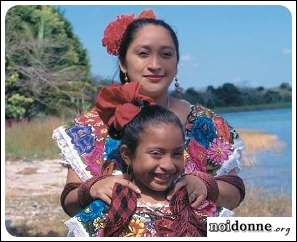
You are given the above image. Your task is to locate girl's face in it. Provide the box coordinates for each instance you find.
[121,24,178,99]
[130,123,184,193]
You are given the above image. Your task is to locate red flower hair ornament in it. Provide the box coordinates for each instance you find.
[102,10,156,56]
[96,82,155,131]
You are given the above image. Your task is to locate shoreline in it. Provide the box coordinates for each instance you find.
[213,102,291,113]
[237,128,285,166]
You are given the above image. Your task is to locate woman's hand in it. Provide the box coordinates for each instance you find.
[166,174,208,208]
[89,175,141,205]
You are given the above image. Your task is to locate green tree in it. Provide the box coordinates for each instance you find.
[184,88,205,105]
[5,5,95,120]
[279,82,291,91]
[204,85,220,108]
[263,90,282,103]
[215,83,243,106]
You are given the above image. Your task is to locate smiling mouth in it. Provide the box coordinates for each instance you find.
[153,173,171,183]
[143,75,165,82]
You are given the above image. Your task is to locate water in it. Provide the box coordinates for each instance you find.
[220,108,292,195]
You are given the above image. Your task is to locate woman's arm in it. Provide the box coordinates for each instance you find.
[215,170,242,210]
[62,168,83,216]
[166,169,244,210]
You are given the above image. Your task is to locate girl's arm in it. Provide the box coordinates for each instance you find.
[61,167,141,217]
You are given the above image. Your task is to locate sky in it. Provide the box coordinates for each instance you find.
[56,3,293,90]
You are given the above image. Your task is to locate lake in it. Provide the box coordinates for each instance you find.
[220,108,293,195]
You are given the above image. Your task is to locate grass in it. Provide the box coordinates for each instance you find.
[5,194,68,237]
[5,116,66,161]
[234,186,292,217]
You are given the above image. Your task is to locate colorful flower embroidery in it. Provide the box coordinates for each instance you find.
[191,116,217,148]
[75,109,104,127]
[78,200,108,223]
[83,141,105,176]
[184,158,200,174]
[67,124,95,155]
[186,139,208,173]
[207,138,232,165]
[75,108,108,140]
[93,217,105,230]
[103,137,121,161]
[125,218,145,237]
[184,105,239,175]
[192,105,214,118]
[213,116,231,143]
[103,137,125,171]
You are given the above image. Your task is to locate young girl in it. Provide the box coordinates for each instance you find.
[64,82,215,237]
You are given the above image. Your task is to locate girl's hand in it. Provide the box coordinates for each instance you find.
[89,175,141,204]
[166,174,208,208]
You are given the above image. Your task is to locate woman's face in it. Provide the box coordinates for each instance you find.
[131,123,184,193]
[122,24,178,98]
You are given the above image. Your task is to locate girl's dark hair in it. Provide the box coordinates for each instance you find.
[109,104,184,157]
[118,18,179,83]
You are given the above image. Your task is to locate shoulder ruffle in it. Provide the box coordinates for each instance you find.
[184,105,244,176]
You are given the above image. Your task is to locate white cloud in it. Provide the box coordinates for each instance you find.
[179,54,199,71]
[282,48,291,55]
[181,54,191,62]
[192,63,199,68]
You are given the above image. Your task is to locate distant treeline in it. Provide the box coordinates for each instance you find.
[170,82,292,109]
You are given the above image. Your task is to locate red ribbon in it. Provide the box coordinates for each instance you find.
[96,82,155,130]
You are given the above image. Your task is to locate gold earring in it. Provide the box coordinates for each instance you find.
[174,76,183,95]
[126,163,133,179]
[124,72,129,83]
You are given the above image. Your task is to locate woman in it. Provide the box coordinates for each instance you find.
[53,10,245,219]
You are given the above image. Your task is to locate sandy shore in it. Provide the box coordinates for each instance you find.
[5,159,69,236]
[237,129,285,166]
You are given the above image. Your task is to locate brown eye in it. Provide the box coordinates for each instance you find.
[137,51,149,58]
[149,150,162,159]
[162,52,173,58]
[173,151,183,158]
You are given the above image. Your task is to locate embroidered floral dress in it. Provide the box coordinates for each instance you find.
[65,196,213,237]
[53,104,244,236]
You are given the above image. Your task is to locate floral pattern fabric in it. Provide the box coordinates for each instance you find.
[184,105,242,176]
[65,199,215,237]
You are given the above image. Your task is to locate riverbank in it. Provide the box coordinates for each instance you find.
[5,159,68,237]
[237,128,285,166]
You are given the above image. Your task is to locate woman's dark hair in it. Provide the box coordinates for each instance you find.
[118,18,179,83]
[109,104,184,157]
